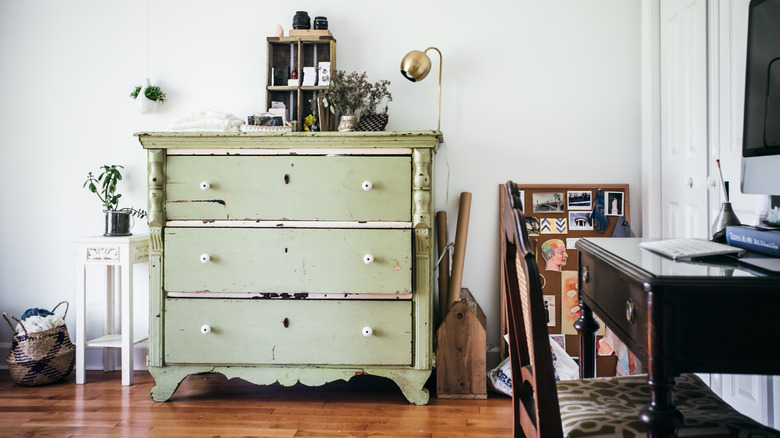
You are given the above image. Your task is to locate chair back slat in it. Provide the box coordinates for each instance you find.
[501,181,564,438]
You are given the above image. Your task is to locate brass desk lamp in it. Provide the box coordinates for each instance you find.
[400,47,442,131]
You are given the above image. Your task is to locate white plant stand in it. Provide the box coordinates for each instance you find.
[75,235,149,385]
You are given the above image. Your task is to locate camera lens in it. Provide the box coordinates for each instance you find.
[292,11,310,29]
[313,16,328,30]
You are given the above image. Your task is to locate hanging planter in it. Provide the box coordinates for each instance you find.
[131,78,166,114]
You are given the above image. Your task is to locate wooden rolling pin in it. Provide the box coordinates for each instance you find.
[448,192,472,306]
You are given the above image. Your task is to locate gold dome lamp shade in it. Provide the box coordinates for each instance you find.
[400,46,442,131]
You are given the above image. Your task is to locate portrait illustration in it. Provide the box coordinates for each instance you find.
[540,238,568,271]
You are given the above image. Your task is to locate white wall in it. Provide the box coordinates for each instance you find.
[0,0,642,371]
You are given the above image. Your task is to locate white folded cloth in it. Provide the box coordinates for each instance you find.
[170,109,243,132]
[16,314,65,335]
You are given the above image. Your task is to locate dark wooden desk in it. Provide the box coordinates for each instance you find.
[576,237,780,437]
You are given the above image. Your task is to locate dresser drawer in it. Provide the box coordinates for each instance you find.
[579,252,647,358]
[164,227,412,294]
[165,155,411,221]
[164,298,412,365]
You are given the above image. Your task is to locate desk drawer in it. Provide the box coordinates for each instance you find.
[164,298,412,365]
[164,227,412,294]
[165,155,411,221]
[579,252,647,358]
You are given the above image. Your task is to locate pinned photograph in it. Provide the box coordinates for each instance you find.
[569,212,594,230]
[543,295,556,327]
[566,237,581,249]
[561,271,605,336]
[560,271,580,335]
[567,191,592,211]
[605,191,625,216]
[525,216,540,236]
[554,218,568,234]
[539,218,553,234]
[540,238,568,271]
[532,192,565,213]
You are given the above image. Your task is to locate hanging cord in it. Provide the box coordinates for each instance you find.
[145,0,150,79]
[145,0,149,75]
[436,242,454,266]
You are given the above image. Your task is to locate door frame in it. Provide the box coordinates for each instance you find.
[642,0,719,237]
[641,0,663,238]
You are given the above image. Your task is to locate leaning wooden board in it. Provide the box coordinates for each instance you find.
[498,183,631,369]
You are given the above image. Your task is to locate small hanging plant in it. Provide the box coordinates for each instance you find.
[130,84,166,103]
[131,78,166,114]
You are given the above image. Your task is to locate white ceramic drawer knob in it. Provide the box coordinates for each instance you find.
[200,181,211,191]
[200,324,212,335]
[362,180,373,191]
[200,253,211,263]
[363,254,374,264]
[362,326,373,337]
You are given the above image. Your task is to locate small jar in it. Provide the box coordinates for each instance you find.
[292,11,310,29]
[313,16,328,30]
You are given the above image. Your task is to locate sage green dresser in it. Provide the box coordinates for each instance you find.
[136,131,439,404]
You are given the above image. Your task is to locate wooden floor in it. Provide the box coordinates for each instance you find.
[0,370,513,437]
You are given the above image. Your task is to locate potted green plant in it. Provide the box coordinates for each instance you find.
[323,71,392,131]
[83,165,147,236]
[130,78,166,114]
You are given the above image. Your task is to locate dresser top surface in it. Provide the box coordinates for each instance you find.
[136,131,442,150]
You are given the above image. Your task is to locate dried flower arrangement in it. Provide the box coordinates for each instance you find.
[323,70,392,117]
[364,78,392,116]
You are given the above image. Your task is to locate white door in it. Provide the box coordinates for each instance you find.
[660,0,709,238]
[712,0,763,224]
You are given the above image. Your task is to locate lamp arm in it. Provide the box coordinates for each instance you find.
[424,47,442,132]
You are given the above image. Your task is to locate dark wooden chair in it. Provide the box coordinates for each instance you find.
[500,181,780,438]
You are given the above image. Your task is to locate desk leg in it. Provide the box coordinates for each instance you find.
[639,374,683,437]
[574,299,599,378]
[640,286,683,437]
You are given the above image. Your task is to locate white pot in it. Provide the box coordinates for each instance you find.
[136,95,161,114]
[338,115,357,132]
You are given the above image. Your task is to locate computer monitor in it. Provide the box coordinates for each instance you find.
[741,0,780,198]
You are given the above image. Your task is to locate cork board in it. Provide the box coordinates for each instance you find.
[499,183,632,360]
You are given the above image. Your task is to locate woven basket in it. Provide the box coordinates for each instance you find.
[3,301,75,386]
[355,114,389,132]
